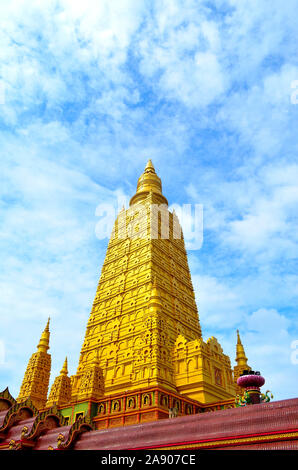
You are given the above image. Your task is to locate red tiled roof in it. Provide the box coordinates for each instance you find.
[73,398,298,450]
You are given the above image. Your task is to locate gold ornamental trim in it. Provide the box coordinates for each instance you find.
[150,431,298,450]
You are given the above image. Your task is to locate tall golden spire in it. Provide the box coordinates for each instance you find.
[17,319,52,409]
[37,317,50,353]
[71,160,235,407]
[129,159,168,206]
[46,356,71,408]
[234,330,251,394]
[235,330,248,367]
[60,357,68,376]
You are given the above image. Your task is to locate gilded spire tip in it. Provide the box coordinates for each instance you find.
[60,357,68,375]
[237,329,242,344]
[236,329,248,366]
[37,318,50,353]
[129,160,168,206]
[45,317,50,331]
[145,159,155,171]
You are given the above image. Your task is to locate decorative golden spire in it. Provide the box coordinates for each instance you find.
[46,356,71,408]
[17,318,51,409]
[37,317,50,353]
[236,330,248,367]
[60,357,68,376]
[129,159,168,206]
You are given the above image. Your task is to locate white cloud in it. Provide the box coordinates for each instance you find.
[193,274,244,329]
[138,3,226,107]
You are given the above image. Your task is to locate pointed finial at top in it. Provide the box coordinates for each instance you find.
[45,317,50,332]
[60,357,68,376]
[145,159,155,172]
[129,160,168,206]
[235,329,248,367]
[37,318,51,353]
[237,329,241,344]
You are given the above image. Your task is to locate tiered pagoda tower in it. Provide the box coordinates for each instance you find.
[16,161,249,427]
[17,318,51,410]
[234,330,251,395]
[46,357,71,408]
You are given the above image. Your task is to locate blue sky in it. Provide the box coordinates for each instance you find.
[0,0,298,401]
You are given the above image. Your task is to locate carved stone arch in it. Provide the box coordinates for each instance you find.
[126,270,134,280]
[187,358,196,372]
[123,291,132,301]
[135,309,143,320]
[160,394,168,407]
[98,403,106,414]
[142,393,151,405]
[112,400,120,412]
[84,352,93,363]
[174,334,187,349]
[93,325,101,336]
[127,397,135,409]
[121,314,129,324]
[138,285,146,295]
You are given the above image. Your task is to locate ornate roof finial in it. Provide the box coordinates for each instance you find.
[145,159,155,172]
[129,160,168,206]
[236,330,248,367]
[60,357,68,376]
[37,318,51,353]
[237,329,241,344]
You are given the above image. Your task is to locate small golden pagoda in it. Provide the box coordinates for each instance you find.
[233,330,251,395]
[17,161,251,428]
[17,318,51,410]
[46,357,72,408]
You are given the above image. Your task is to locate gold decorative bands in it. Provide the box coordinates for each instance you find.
[151,431,298,450]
